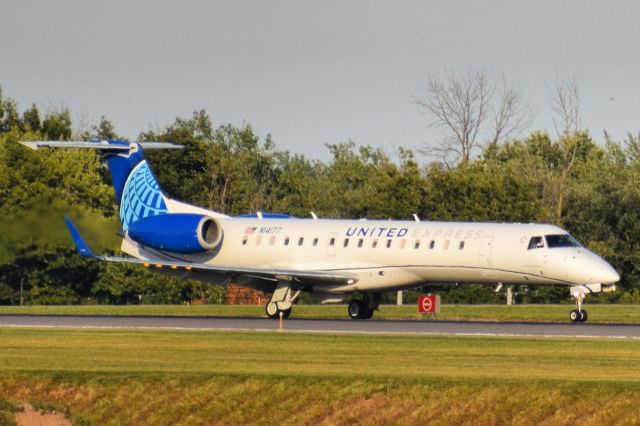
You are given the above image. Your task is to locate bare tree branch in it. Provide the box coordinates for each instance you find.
[414,69,532,165]
[552,75,581,137]
[550,75,582,225]
[490,76,534,144]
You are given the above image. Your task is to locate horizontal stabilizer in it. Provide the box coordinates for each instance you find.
[63,217,93,257]
[21,140,183,150]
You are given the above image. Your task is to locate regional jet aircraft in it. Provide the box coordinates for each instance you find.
[22,140,620,322]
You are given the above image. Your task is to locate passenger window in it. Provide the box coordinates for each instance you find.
[414,240,420,249]
[329,237,335,246]
[343,238,349,248]
[372,239,378,248]
[429,240,435,249]
[284,237,290,246]
[528,236,544,250]
[386,239,392,248]
[459,241,465,250]
[269,236,276,246]
[443,240,450,250]
[298,237,304,246]
[313,238,319,246]
[242,236,248,245]
[358,239,364,248]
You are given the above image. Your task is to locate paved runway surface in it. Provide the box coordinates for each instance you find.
[2,315,640,338]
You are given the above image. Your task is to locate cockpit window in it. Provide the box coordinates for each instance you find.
[527,236,544,250]
[545,234,581,248]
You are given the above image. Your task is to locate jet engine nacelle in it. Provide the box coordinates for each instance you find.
[127,213,223,253]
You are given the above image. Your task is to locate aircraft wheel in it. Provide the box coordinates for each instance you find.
[266,302,291,319]
[348,300,363,319]
[266,302,279,319]
[349,300,373,320]
[569,309,580,323]
[362,307,374,320]
[579,310,588,323]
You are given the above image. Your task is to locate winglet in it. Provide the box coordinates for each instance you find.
[63,217,94,257]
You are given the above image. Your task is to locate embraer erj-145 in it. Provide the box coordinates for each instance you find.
[22,140,620,322]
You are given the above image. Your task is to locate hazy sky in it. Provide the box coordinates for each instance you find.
[2,1,639,160]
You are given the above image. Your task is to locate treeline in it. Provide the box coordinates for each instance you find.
[1,86,640,305]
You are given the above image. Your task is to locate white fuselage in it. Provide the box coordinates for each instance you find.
[123,215,620,294]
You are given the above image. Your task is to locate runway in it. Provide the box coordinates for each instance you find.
[2,315,640,339]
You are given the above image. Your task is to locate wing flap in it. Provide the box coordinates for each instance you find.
[98,255,358,285]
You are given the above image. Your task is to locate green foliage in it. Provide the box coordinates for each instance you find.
[93,263,206,305]
[0,397,19,426]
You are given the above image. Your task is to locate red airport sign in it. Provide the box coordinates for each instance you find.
[418,294,440,314]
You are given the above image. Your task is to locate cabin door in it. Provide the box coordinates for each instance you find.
[326,232,339,257]
[478,236,496,277]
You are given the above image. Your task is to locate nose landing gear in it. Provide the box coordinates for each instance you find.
[570,293,587,323]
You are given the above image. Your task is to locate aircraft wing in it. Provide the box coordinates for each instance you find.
[64,218,357,286]
[99,255,357,284]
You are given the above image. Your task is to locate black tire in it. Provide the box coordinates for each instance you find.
[579,310,588,323]
[362,307,374,320]
[282,308,292,319]
[569,309,580,322]
[348,300,362,320]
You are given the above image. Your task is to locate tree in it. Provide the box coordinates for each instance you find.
[80,116,120,140]
[414,69,532,165]
[551,76,583,224]
[41,108,72,140]
[0,87,21,134]
[21,104,41,133]
[140,110,213,208]
[552,75,581,137]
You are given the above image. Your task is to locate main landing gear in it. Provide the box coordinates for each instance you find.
[348,294,379,320]
[570,293,588,323]
[265,280,302,319]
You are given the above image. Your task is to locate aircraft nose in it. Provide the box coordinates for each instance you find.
[598,262,620,284]
[568,251,620,284]
[584,254,619,284]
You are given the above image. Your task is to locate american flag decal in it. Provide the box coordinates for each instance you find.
[244,226,257,234]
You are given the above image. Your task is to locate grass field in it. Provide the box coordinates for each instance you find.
[1,303,640,323]
[1,327,640,425]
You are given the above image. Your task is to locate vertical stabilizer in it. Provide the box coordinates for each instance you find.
[20,139,183,230]
[105,144,168,230]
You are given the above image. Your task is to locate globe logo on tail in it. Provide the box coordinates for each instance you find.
[119,160,168,231]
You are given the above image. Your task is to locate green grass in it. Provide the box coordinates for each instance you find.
[0,397,20,426]
[1,328,640,424]
[1,303,640,323]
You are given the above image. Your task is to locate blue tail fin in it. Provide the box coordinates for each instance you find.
[21,140,182,231]
[105,144,169,231]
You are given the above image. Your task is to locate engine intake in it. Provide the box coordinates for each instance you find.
[127,213,223,253]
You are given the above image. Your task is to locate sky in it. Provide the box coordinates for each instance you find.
[1,0,639,160]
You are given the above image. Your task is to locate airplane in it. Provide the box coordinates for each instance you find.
[22,140,620,322]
